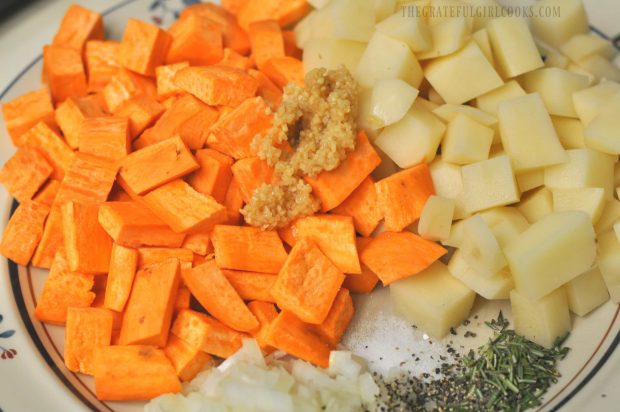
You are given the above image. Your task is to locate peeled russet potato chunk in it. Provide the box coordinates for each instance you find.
[416,16,470,60]
[355,31,423,88]
[561,34,617,63]
[424,41,504,105]
[303,38,367,74]
[474,80,526,117]
[390,261,476,339]
[374,102,446,168]
[441,114,494,165]
[572,81,620,126]
[448,250,514,300]
[584,92,620,155]
[595,200,620,234]
[564,267,610,317]
[374,0,397,21]
[551,116,586,149]
[478,207,529,248]
[462,155,520,214]
[429,158,469,220]
[530,0,588,49]
[443,219,466,248]
[375,9,432,52]
[487,17,544,78]
[519,68,590,118]
[515,170,544,193]
[472,28,494,65]
[460,0,501,31]
[552,187,605,224]
[596,231,620,303]
[544,51,570,70]
[504,211,597,301]
[517,187,553,224]
[577,54,620,83]
[460,215,507,278]
[432,104,497,128]
[543,148,615,200]
[368,79,419,129]
[498,93,568,173]
[418,195,455,241]
[510,288,571,349]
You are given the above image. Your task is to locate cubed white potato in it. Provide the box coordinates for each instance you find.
[544,148,615,200]
[371,144,400,181]
[478,207,530,247]
[567,63,597,85]
[462,155,520,214]
[472,29,494,65]
[460,0,502,30]
[415,96,440,112]
[427,88,445,105]
[595,200,620,234]
[487,17,544,78]
[357,88,380,139]
[519,68,589,117]
[374,102,446,168]
[321,0,376,42]
[545,50,570,70]
[577,54,620,83]
[474,80,526,116]
[355,32,423,88]
[293,11,320,49]
[390,261,476,339]
[448,250,514,300]
[416,17,470,60]
[504,211,597,300]
[530,0,588,49]
[424,41,504,105]
[551,116,586,149]
[564,267,610,316]
[460,215,507,278]
[303,38,367,74]
[596,230,620,303]
[441,114,494,165]
[561,34,617,63]
[552,187,606,224]
[584,92,620,155]
[443,219,466,247]
[572,81,620,126]
[432,104,497,127]
[374,0,397,21]
[488,144,506,158]
[498,93,567,172]
[375,10,432,52]
[516,170,544,193]
[517,187,553,224]
[368,79,419,129]
[510,288,571,349]
[418,195,455,241]
[429,158,469,220]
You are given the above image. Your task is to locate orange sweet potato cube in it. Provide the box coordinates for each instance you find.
[85,40,121,93]
[113,95,165,139]
[181,232,212,256]
[282,30,302,59]
[164,335,214,382]
[93,345,181,401]
[230,157,274,203]
[248,20,285,70]
[118,259,180,347]
[64,307,114,375]
[187,149,233,204]
[0,148,53,203]
[34,179,61,206]
[342,238,380,294]
[155,62,189,99]
[142,180,228,234]
[224,177,244,225]
[2,88,56,144]
[31,206,64,269]
[62,202,113,274]
[78,117,131,160]
[174,286,192,315]
[247,301,278,353]
[98,201,186,248]
[311,288,354,347]
[166,14,223,65]
[332,177,382,237]
[171,309,246,358]
[222,270,277,303]
[212,225,288,273]
[102,68,157,113]
[54,152,119,205]
[237,0,309,30]
[217,48,251,70]
[207,96,273,160]
[118,135,199,195]
[21,122,75,181]
[248,69,283,110]
[137,248,193,269]
[174,66,259,107]
[55,96,106,149]
[119,19,172,77]
[0,201,50,266]
[375,163,435,232]
[43,45,88,103]
[262,56,304,88]
[271,238,345,324]
[35,251,96,324]
[104,243,139,312]
[52,4,104,51]
[221,0,245,14]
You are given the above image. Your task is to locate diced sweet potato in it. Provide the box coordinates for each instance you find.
[43,45,88,103]
[230,157,274,203]
[118,19,172,77]
[85,40,121,93]
[78,117,131,160]
[52,4,104,51]
[217,48,251,70]
[174,66,259,107]
[155,62,189,99]
[262,57,304,88]
[224,177,244,224]
[282,30,302,59]
[35,251,95,324]
[166,14,223,65]
[0,148,52,203]
[271,238,345,324]
[34,179,61,206]
[64,307,113,375]
[174,286,191,315]
[164,335,214,382]
[102,68,157,113]
[248,69,283,110]
[93,345,182,401]
[55,96,106,149]
[237,0,309,29]
[137,247,193,268]
[181,232,212,256]
[104,243,138,312]
[118,259,180,347]
[343,238,380,294]
[0,201,50,266]
[222,270,276,303]
[113,95,165,139]
[21,122,75,181]
[2,88,56,144]
[248,20,285,70]
[187,149,233,204]
[31,207,64,269]
[332,177,382,237]
[311,288,354,347]
[118,136,199,195]
[247,301,278,353]
[212,225,288,273]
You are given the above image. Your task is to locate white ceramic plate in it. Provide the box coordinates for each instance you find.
[1,1,620,411]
